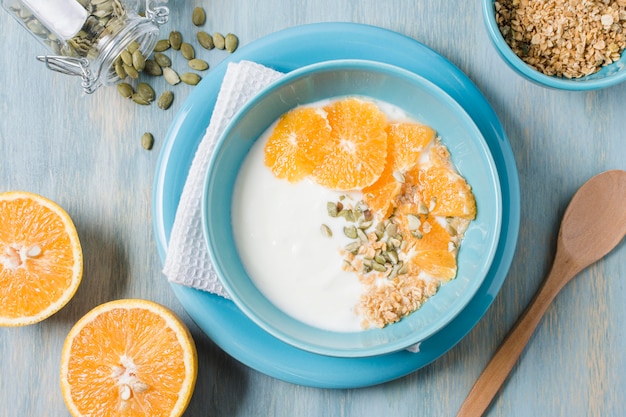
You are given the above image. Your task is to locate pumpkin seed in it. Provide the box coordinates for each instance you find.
[154,52,171,67]
[417,201,429,215]
[120,49,133,66]
[154,39,170,52]
[144,59,162,76]
[327,202,341,217]
[343,226,358,239]
[374,254,386,265]
[345,241,361,253]
[192,7,206,26]
[157,91,174,110]
[225,33,239,52]
[137,82,155,102]
[180,72,201,85]
[386,250,398,265]
[356,228,368,242]
[127,40,139,54]
[372,263,387,273]
[117,82,133,98]
[131,49,145,71]
[169,31,182,50]
[213,32,225,50]
[123,64,139,79]
[131,93,150,105]
[407,214,421,231]
[141,132,154,150]
[197,31,214,49]
[188,58,209,71]
[180,42,195,60]
[163,67,181,85]
[320,224,332,238]
[358,220,373,230]
[114,61,126,79]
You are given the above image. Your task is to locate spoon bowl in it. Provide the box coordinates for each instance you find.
[457,170,626,417]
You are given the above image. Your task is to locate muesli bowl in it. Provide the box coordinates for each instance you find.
[202,59,502,358]
[483,0,626,90]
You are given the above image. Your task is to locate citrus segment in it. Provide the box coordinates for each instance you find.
[0,191,82,326]
[60,299,198,417]
[393,204,458,281]
[386,122,435,172]
[264,106,330,182]
[412,165,477,219]
[310,98,388,190]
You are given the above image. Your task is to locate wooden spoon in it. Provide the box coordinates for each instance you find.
[457,170,626,417]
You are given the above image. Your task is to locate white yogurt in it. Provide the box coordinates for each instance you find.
[232,136,365,331]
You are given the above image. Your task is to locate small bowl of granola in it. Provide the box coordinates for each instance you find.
[483,0,626,90]
[203,59,502,357]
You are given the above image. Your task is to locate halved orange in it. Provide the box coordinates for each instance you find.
[310,98,388,190]
[264,106,330,182]
[60,299,198,417]
[0,191,83,326]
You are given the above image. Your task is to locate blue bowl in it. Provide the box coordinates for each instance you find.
[483,0,626,90]
[202,59,502,357]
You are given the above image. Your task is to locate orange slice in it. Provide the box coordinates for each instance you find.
[386,122,435,172]
[0,191,82,326]
[310,98,388,190]
[412,165,477,219]
[264,106,330,182]
[60,299,198,417]
[394,204,458,281]
[363,122,436,216]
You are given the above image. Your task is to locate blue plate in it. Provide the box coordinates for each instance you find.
[153,22,520,388]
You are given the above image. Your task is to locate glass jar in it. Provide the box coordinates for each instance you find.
[1,0,169,93]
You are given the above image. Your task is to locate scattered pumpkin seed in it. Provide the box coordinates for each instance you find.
[131,93,150,105]
[180,72,201,85]
[192,7,206,26]
[169,31,182,50]
[372,263,387,273]
[320,224,332,238]
[417,201,429,215]
[358,220,373,230]
[137,82,155,102]
[225,33,239,52]
[340,209,355,223]
[197,31,214,49]
[144,59,162,76]
[141,132,154,150]
[356,228,368,242]
[180,42,195,60]
[117,82,133,98]
[213,32,225,50]
[154,39,170,52]
[157,91,174,110]
[153,52,171,67]
[188,58,209,71]
[374,254,386,265]
[163,67,181,85]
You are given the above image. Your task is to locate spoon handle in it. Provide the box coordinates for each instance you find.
[456,256,576,417]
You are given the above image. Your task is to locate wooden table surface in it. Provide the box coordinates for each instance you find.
[2,1,626,416]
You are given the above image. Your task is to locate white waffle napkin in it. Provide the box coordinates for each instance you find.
[161,60,422,353]
[162,60,283,296]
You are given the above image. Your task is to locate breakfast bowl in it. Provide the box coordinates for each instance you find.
[202,59,502,357]
[483,0,626,90]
